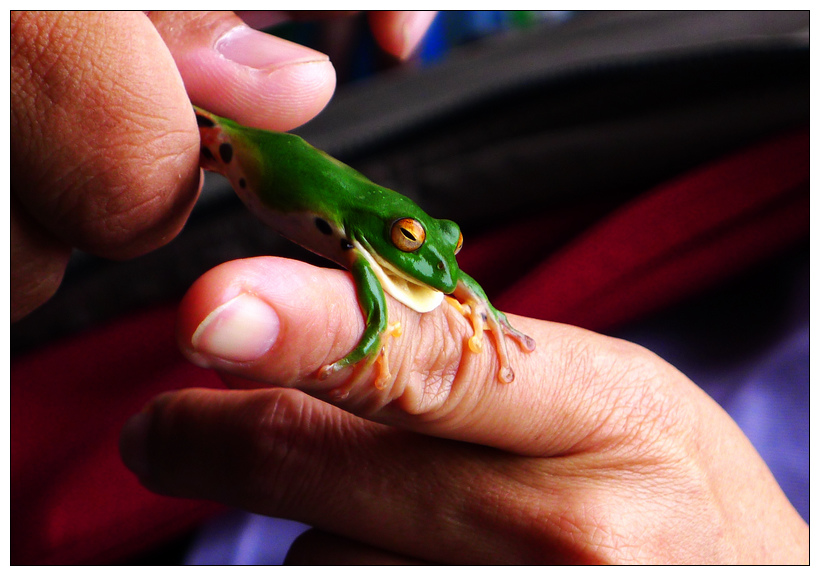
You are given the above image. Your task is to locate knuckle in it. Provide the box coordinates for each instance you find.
[610,346,696,447]
[564,335,696,458]
[556,332,602,391]
[238,392,333,516]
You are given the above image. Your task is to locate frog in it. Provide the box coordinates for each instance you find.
[194,106,535,392]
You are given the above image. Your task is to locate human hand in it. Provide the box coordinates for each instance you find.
[10,10,435,321]
[120,257,809,564]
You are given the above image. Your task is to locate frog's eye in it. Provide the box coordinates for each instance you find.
[455,231,463,255]
[391,218,426,252]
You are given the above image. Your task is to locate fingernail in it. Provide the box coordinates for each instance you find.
[216,25,328,70]
[120,410,151,479]
[191,293,280,363]
[399,11,436,59]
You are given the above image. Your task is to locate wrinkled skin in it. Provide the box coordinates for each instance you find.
[122,257,807,564]
[11,10,435,320]
[11,11,807,564]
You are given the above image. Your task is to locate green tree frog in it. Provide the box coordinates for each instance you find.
[195,107,534,389]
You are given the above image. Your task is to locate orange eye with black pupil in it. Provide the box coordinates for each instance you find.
[391,218,426,252]
[455,231,463,255]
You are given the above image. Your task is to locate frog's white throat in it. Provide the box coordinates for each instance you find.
[352,239,444,313]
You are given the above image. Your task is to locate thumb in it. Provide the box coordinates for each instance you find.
[174,256,550,450]
[175,256,700,461]
[175,256,491,411]
[149,10,336,131]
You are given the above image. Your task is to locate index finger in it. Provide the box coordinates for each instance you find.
[176,256,691,458]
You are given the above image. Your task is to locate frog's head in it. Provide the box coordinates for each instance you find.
[350,193,463,313]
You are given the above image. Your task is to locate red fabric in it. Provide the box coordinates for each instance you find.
[10,128,809,564]
[11,305,225,564]
[467,128,810,332]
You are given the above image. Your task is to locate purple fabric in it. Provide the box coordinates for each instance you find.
[719,325,809,522]
[615,254,809,524]
[185,511,309,565]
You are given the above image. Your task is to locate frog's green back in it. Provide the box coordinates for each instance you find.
[220,118,387,216]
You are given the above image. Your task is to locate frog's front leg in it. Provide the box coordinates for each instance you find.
[450,272,536,384]
[318,252,394,394]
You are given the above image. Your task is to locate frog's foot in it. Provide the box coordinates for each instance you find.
[373,322,402,390]
[373,348,391,390]
[319,352,386,401]
[318,321,403,397]
[469,309,517,383]
[448,282,535,384]
[500,319,537,354]
[319,359,370,401]
[446,296,483,353]
[445,295,470,316]
[386,321,403,339]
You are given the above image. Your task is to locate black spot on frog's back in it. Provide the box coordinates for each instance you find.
[195,112,215,128]
[219,142,233,164]
[200,146,215,162]
[314,217,333,235]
